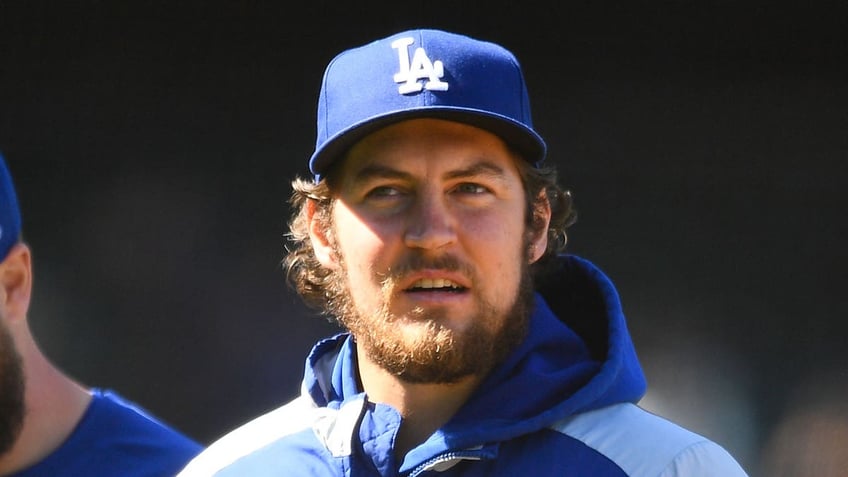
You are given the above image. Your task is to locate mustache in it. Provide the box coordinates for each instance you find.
[380,253,473,282]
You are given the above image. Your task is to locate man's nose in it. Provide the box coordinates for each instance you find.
[403,194,457,250]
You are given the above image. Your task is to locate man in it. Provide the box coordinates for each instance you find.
[0,154,203,476]
[179,29,748,476]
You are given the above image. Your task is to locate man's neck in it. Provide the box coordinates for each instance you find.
[0,329,92,475]
[356,346,482,461]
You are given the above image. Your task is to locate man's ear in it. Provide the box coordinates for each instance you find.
[528,191,551,264]
[306,199,338,269]
[0,243,33,322]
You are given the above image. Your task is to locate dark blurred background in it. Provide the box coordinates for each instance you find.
[2,1,846,475]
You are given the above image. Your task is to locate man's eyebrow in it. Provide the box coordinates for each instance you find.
[351,164,413,183]
[350,159,509,183]
[443,161,509,181]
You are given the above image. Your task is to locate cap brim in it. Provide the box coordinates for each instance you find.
[309,107,547,179]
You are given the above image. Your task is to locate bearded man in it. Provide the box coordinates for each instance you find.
[178,29,748,477]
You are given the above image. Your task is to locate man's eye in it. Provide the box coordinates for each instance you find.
[454,183,488,194]
[366,186,402,198]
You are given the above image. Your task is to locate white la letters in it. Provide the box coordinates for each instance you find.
[391,37,449,94]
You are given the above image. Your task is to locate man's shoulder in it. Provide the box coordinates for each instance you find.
[89,389,201,447]
[550,402,748,477]
[11,390,203,477]
[177,395,317,476]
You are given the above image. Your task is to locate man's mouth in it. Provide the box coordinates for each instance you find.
[406,278,466,292]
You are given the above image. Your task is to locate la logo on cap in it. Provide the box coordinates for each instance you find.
[391,37,449,95]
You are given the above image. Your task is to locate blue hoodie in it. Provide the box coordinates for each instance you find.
[179,255,747,476]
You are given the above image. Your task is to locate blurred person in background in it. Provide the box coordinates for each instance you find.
[759,371,848,477]
[0,153,203,476]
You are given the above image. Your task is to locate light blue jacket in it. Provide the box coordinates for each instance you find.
[179,255,747,476]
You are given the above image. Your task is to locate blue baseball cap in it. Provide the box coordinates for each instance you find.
[0,153,22,261]
[309,29,546,179]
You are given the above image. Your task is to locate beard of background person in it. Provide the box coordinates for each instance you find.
[0,318,25,456]
[325,239,536,385]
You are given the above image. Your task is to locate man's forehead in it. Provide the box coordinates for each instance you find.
[352,117,509,147]
[335,119,521,173]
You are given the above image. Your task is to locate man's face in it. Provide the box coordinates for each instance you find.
[314,118,548,383]
[0,317,25,456]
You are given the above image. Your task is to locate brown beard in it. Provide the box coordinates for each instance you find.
[325,250,534,384]
[0,319,25,456]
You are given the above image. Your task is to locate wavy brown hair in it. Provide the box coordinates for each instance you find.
[283,158,576,316]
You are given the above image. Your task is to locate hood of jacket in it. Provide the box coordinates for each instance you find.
[300,254,647,471]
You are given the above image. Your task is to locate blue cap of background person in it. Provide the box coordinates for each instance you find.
[309,29,546,180]
[0,152,22,261]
